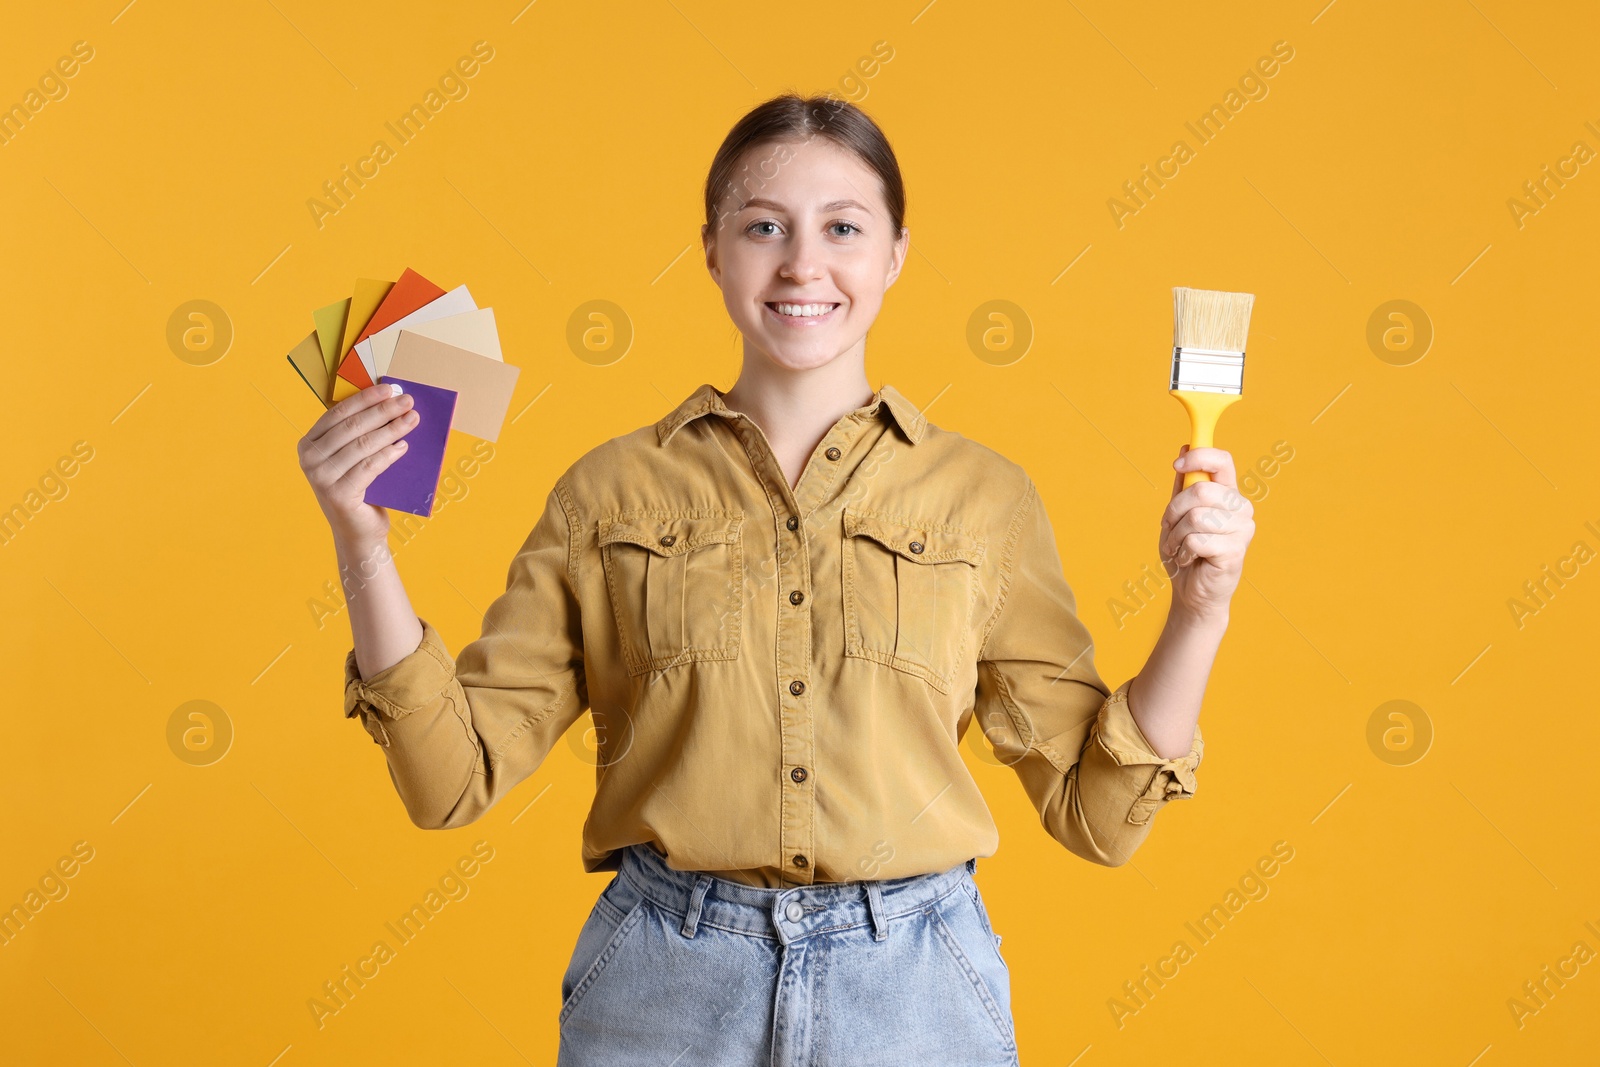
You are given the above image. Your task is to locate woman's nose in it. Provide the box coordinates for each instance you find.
[779,233,826,282]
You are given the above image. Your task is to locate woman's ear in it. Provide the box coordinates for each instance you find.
[702,222,721,285]
[883,225,910,289]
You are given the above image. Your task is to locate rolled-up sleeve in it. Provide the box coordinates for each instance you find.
[342,478,588,830]
[973,478,1203,867]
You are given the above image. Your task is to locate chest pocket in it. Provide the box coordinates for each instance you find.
[842,507,986,693]
[597,509,745,676]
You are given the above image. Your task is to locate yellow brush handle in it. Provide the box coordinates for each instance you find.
[1170,389,1242,488]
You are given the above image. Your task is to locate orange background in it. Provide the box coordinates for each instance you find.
[3,0,1597,1062]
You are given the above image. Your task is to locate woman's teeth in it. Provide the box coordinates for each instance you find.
[768,302,838,317]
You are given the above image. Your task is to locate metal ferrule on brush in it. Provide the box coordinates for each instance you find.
[1170,346,1245,394]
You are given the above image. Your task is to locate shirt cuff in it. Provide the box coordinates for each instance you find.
[342,617,457,746]
[1091,677,1204,826]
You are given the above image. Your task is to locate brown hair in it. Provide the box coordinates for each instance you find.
[702,94,906,241]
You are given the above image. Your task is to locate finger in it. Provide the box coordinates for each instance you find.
[305,382,405,453]
[309,388,417,469]
[1167,524,1217,570]
[1170,443,1190,500]
[1160,478,1243,536]
[1176,528,1236,569]
[326,425,409,495]
[1173,446,1238,489]
[1160,506,1231,563]
[323,404,421,484]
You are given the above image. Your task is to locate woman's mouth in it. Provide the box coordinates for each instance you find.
[764,301,840,327]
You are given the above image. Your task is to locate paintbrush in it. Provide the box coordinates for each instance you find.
[1170,286,1255,489]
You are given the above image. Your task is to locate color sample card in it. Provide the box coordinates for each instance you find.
[337,267,447,389]
[285,269,517,513]
[364,377,458,517]
[374,307,502,380]
[333,279,393,403]
[386,332,521,441]
[341,278,394,357]
[354,284,477,382]
[312,298,351,386]
[285,330,327,404]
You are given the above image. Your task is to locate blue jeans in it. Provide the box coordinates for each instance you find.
[556,842,1018,1065]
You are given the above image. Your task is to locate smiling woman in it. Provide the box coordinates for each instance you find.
[311,87,1237,1067]
[698,95,909,402]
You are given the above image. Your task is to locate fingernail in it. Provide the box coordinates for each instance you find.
[389,383,403,396]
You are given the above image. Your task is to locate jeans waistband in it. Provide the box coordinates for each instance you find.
[616,843,977,948]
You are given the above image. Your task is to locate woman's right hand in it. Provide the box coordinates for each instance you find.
[297,382,420,548]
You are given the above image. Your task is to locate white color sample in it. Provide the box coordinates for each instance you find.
[355,284,477,381]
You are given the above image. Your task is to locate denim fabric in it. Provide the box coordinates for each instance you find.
[556,842,1018,1066]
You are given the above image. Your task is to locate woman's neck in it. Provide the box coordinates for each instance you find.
[721,359,876,492]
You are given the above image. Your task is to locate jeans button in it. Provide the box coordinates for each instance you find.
[785,901,804,922]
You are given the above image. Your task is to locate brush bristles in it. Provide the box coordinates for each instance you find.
[1173,287,1255,353]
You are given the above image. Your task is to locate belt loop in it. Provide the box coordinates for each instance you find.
[865,880,888,941]
[681,874,712,938]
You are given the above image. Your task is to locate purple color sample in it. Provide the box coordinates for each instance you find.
[364,376,459,517]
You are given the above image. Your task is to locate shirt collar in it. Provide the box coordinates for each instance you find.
[656,382,927,447]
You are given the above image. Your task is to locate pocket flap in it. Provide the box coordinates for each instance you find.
[844,508,985,565]
[598,511,743,557]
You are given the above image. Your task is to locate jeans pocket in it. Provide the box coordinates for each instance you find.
[967,879,1006,954]
[929,891,1018,1055]
[559,875,648,1024]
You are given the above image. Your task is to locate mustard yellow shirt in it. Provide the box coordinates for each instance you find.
[342,382,1204,887]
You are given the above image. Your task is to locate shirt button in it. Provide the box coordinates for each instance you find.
[789,589,805,605]
[908,540,924,554]
[789,679,806,696]
[659,534,677,547]
[785,901,805,922]
[786,516,798,531]
[790,766,808,783]
[792,854,809,868]
[825,446,841,460]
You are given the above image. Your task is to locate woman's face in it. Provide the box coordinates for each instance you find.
[703,137,908,374]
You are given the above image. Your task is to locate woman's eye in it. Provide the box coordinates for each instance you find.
[746,220,860,237]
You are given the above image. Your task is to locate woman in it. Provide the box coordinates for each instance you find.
[298,93,1251,1065]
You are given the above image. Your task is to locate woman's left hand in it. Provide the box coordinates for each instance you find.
[1160,444,1254,624]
